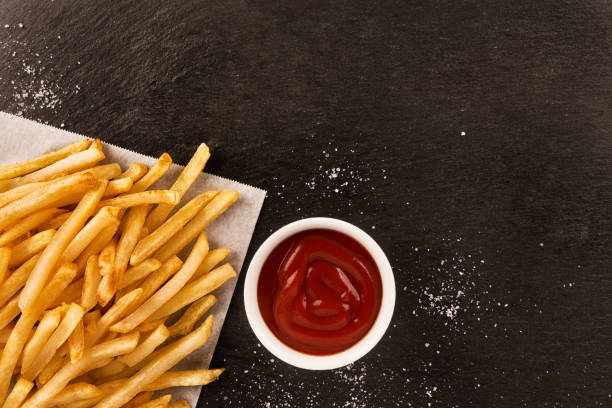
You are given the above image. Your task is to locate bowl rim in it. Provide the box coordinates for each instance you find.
[243,217,396,370]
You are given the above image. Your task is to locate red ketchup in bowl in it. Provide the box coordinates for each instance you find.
[257,229,382,355]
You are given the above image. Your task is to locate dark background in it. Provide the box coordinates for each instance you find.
[1,1,612,406]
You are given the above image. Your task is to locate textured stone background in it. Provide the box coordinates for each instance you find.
[1,1,611,406]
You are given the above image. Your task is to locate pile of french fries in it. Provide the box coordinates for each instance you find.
[0,139,240,407]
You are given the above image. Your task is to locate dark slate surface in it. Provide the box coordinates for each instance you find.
[1,1,612,406]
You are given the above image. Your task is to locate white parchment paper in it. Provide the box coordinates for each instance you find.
[0,112,266,406]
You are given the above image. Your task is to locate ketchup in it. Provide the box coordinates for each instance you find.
[257,229,382,355]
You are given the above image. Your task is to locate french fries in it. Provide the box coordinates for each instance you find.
[97,238,118,307]
[85,289,142,347]
[111,232,209,333]
[23,302,85,380]
[8,229,55,268]
[81,255,101,311]
[144,369,225,390]
[145,143,210,230]
[119,324,169,367]
[119,162,148,182]
[0,141,236,406]
[130,191,217,265]
[0,254,40,309]
[130,153,172,193]
[153,190,238,261]
[0,139,91,180]
[0,262,76,400]
[19,181,106,312]
[20,333,140,408]
[22,307,62,372]
[95,315,213,408]
[0,208,62,246]
[167,295,216,337]
[3,376,34,408]
[0,173,97,231]
[51,382,102,405]
[148,264,236,321]
[168,400,190,408]
[117,259,162,290]
[68,319,85,362]
[135,393,171,408]
[0,248,10,286]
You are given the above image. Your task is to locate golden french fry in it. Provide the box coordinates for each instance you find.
[130,192,217,266]
[23,302,85,380]
[17,146,105,185]
[20,332,139,408]
[0,139,91,180]
[144,368,224,390]
[0,181,48,208]
[124,391,154,408]
[0,173,97,232]
[97,238,118,307]
[0,247,10,286]
[0,262,77,401]
[167,295,216,337]
[0,147,106,193]
[36,349,65,386]
[135,393,171,408]
[153,191,238,261]
[81,255,101,311]
[0,254,40,309]
[0,208,62,246]
[114,205,149,289]
[99,239,118,276]
[51,382,102,405]
[19,181,106,313]
[132,319,166,333]
[8,229,54,268]
[75,163,122,181]
[105,177,133,196]
[0,297,20,331]
[62,206,120,264]
[111,232,209,333]
[89,359,127,380]
[75,223,119,275]
[21,307,61,372]
[96,190,180,211]
[84,288,142,347]
[118,259,162,291]
[148,264,235,321]
[130,154,172,194]
[145,143,210,230]
[53,176,132,207]
[190,248,230,283]
[95,315,213,408]
[119,324,169,367]
[0,328,12,343]
[49,278,83,307]
[118,163,148,182]
[3,376,34,408]
[124,257,182,312]
[69,319,85,362]
[168,400,190,408]
[34,210,70,232]
[90,138,103,151]
[83,309,101,326]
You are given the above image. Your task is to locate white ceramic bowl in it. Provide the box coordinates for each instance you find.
[244,217,395,370]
